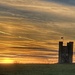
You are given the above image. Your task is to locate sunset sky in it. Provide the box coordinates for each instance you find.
[0,0,75,64]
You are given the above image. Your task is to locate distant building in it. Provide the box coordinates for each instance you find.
[59,41,73,64]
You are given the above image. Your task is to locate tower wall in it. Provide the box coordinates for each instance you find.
[67,42,73,63]
[59,42,63,63]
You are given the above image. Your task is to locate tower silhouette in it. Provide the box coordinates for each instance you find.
[59,41,73,63]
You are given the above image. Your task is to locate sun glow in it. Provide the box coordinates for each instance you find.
[0,58,14,64]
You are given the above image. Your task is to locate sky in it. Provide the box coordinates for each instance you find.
[0,0,75,64]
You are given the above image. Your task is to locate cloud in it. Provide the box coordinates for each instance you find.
[11,46,58,52]
[0,52,58,59]
[42,0,75,6]
[0,2,75,41]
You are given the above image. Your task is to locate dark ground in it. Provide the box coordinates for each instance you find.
[0,64,75,75]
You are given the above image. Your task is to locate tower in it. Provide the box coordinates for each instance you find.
[59,41,73,64]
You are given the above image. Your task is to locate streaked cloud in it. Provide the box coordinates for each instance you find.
[43,0,75,6]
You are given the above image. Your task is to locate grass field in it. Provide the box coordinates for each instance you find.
[0,64,75,75]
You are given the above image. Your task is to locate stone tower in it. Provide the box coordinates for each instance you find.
[59,41,73,63]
